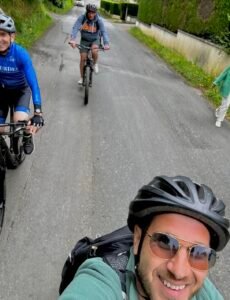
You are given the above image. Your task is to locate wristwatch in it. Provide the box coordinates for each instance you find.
[35,108,42,114]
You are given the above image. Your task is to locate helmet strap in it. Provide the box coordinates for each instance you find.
[134,228,150,300]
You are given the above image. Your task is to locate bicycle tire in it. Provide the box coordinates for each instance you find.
[0,136,18,169]
[84,67,90,106]
[12,135,25,165]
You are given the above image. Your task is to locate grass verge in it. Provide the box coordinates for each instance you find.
[43,0,73,14]
[129,27,229,117]
[16,7,52,48]
[0,0,73,49]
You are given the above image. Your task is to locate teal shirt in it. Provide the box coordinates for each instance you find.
[213,66,230,97]
[59,251,224,300]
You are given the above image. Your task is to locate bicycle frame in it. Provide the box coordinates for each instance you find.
[0,106,27,233]
[73,44,104,105]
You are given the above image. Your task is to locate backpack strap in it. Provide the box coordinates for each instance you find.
[103,251,130,296]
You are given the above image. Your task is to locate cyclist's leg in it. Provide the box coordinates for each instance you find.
[13,86,30,123]
[14,87,34,155]
[0,88,9,133]
[91,39,100,65]
[80,52,87,79]
[79,39,89,80]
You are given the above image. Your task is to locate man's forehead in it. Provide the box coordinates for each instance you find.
[0,30,10,35]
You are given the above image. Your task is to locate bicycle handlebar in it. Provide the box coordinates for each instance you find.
[0,121,28,136]
[68,42,105,51]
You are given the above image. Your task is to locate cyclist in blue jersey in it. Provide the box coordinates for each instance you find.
[0,14,44,154]
[69,4,110,85]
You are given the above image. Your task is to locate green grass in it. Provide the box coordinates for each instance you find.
[0,0,73,49]
[130,27,229,116]
[43,0,73,14]
[16,7,52,48]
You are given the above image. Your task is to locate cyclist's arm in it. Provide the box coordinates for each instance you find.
[18,47,42,110]
[58,258,123,300]
[98,18,109,46]
[70,15,85,40]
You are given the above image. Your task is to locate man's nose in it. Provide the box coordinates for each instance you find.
[166,247,191,279]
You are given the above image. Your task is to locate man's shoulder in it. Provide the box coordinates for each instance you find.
[78,257,121,277]
[78,14,86,22]
[12,43,24,51]
[59,257,123,300]
[194,278,224,300]
[96,14,104,23]
[12,43,29,58]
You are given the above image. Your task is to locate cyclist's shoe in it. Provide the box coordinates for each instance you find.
[94,63,99,74]
[23,134,34,155]
[78,78,83,85]
[215,120,221,128]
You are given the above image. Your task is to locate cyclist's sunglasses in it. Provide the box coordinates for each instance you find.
[146,232,217,270]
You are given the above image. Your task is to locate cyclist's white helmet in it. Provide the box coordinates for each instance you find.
[0,14,16,33]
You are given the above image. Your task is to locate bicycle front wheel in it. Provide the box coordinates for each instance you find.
[12,135,25,165]
[84,67,90,106]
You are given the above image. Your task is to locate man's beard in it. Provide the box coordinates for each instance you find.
[137,264,195,300]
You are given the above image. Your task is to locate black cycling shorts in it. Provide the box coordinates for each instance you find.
[0,86,31,123]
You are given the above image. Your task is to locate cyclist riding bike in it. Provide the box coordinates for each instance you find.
[0,14,44,154]
[59,175,230,300]
[69,4,110,85]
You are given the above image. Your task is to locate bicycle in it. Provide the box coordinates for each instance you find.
[71,43,104,105]
[0,105,27,233]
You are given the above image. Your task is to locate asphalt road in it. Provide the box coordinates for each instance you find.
[0,6,230,300]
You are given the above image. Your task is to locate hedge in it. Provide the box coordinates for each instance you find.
[100,0,138,18]
[101,0,112,13]
[138,0,230,36]
[137,0,230,52]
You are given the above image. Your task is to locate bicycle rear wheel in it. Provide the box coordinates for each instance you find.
[84,67,90,106]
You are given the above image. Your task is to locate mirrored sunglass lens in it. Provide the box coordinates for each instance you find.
[189,245,216,270]
[150,233,179,258]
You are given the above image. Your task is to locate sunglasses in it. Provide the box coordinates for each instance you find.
[146,232,217,270]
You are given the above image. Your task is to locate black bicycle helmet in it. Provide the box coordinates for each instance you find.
[86,4,97,12]
[128,175,230,251]
[0,14,16,33]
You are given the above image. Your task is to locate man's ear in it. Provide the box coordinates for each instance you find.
[10,33,15,42]
[133,225,142,255]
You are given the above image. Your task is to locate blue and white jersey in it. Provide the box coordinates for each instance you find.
[0,43,42,107]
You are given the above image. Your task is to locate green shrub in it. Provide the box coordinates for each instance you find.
[120,3,138,20]
[126,3,138,17]
[110,2,120,15]
[101,0,111,12]
[137,0,230,51]
[100,1,138,18]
